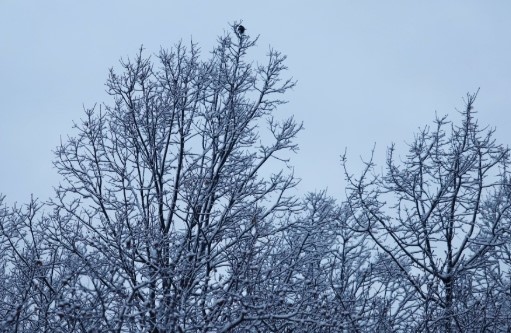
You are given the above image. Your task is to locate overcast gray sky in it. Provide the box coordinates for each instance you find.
[1,1,511,206]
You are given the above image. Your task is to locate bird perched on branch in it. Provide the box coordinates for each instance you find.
[237,25,246,35]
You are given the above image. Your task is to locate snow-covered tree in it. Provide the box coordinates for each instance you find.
[343,91,511,332]
[47,23,302,332]
[3,23,511,333]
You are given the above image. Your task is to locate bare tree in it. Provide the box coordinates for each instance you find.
[342,91,511,332]
[0,196,75,332]
[48,23,302,332]
[5,22,511,333]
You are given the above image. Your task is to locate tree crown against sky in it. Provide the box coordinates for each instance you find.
[2,23,511,332]
[342,91,511,332]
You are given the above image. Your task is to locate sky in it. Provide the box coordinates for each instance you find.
[1,1,511,206]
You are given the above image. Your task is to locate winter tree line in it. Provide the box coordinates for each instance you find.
[2,24,511,332]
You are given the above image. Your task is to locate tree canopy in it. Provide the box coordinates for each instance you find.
[1,24,511,333]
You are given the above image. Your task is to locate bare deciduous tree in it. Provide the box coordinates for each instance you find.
[3,23,511,333]
[0,196,73,332]
[48,23,302,332]
[343,91,511,332]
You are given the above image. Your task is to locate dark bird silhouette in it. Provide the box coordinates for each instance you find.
[237,25,246,35]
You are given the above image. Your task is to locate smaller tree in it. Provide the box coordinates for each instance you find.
[342,92,511,332]
[0,196,72,332]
